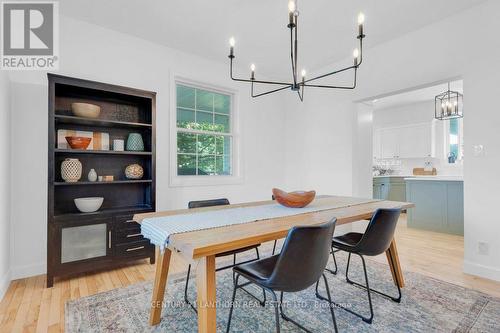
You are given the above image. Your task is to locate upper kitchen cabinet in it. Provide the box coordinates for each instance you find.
[375,122,434,159]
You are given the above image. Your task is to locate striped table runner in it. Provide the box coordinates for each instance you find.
[141,197,377,251]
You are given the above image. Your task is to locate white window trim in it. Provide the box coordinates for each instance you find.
[169,74,243,187]
[443,117,464,164]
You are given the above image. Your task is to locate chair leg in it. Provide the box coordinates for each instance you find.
[272,240,278,255]
[270,290,281,333]
[279,292,313,333]
[184,264,197,313]
[317,253,374,323]
[325,247,338,275]
[226,274,241,333]
[321,273,339,333]
[346,252,402,302]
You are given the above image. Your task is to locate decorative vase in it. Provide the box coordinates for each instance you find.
[61,158,82,182]
[125,164,144,179]
[126,133,144,151]
[88,168,98,182]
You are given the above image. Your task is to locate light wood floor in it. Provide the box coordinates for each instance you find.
[1,216,500,332]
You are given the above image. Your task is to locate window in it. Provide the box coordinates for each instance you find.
[175,84,233,176]
[447,118,463,163]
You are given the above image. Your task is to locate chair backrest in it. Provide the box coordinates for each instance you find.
[266,218,336,292]
[188,198,230,209]
[356,208,401,256]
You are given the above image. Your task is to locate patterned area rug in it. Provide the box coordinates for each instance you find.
[66,252,500,332]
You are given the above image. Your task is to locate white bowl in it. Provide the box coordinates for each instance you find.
[74,197,104,213]
[71,102,101,118]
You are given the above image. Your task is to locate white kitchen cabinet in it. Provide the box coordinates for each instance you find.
[380,128,400,158]
[375,122,434,159]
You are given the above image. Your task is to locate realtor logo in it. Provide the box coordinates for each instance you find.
[1,1,59,70]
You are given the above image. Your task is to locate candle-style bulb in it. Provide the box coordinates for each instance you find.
[229,37,235,47]
[250,63,256,72]
[288,0,296,13]
[357,12,365,25]
[353,48,360,59]
[301,69,306,78]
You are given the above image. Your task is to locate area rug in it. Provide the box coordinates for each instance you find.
[65,252,500,332]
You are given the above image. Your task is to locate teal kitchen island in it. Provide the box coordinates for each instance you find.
[405,176,464,235]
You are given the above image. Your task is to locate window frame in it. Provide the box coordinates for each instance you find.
[169,76,242,187]
[444,117,464,164]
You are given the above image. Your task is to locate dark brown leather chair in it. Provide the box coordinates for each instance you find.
[227,218,338,333]
[317,208,402,324]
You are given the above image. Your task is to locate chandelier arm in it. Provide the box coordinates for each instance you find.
[304,36,363,84]
[297,85,304,101]
[251,82,293,98]
[229,57,292,86]
[293,16,299,85]
[303,67,357,89]
[290,27,297,85]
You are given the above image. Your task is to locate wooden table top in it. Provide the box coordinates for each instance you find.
[134,196,414,261]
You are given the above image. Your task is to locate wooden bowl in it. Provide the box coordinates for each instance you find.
[272,188,316,208]
[65,136,92,150]
[71,102,101,118]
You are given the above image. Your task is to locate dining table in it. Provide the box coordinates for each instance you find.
[133,195,414,333]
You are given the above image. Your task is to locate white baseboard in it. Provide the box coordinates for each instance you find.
[0,269,12,301]
[11,262,46,280]
[463,260,500,282]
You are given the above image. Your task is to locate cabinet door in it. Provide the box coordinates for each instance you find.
[373,184,381,199]
[379,183,390,200]
[380,129,399,159]
[388,183,406,202]
[60,218,111,263]
[399,123,432,158]
[373,129,381,160]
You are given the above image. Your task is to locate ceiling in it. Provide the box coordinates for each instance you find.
[373,80,463,111]
[60,0,487,80]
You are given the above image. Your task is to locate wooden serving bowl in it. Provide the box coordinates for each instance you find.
[71,102,101,118]
[272,188,316,208]
[65,136,92,150]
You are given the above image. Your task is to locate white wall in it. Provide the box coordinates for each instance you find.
[8,16,287,279]
[0,70,11,298]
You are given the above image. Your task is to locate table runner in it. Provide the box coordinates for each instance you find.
[140,197,377,251]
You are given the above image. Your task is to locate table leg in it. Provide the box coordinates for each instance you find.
[385,239,405,288]
[196,255,216,333]
[149,248,172,325]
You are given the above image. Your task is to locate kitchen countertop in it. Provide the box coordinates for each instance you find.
[373,175,413,178]
[404,176,463,182]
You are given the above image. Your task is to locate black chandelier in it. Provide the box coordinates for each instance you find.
[434,82,463,120]
[227,0,366,101]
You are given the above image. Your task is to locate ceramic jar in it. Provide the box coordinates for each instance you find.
[126,133,144,151]
[125,164,144,179]
[88,168,98,182]
[61,158,82,182]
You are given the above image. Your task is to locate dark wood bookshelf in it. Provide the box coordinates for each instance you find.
[47,74,156,287]
[54,179,153,186]
[54,149,152,155]
[55,114,153,129]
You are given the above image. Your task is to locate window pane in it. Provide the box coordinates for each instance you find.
[215,136,231,155]
[216,155,231,175]
[196,89,213,111]
[177,85,195,109]
[196,111,213,131]
[198,155,216,175]
[178,154,196,175]
[198,134,216,155]
[177,108,195,129]
[214,94,230,114]
[177,133,196,153]
[214,114,230,133]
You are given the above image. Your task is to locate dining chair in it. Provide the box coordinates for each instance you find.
[184,198,265,312]
[317,208,401,324]
[226,218,338,333]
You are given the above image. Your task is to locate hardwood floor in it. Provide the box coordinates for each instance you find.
[1,215,499,332]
